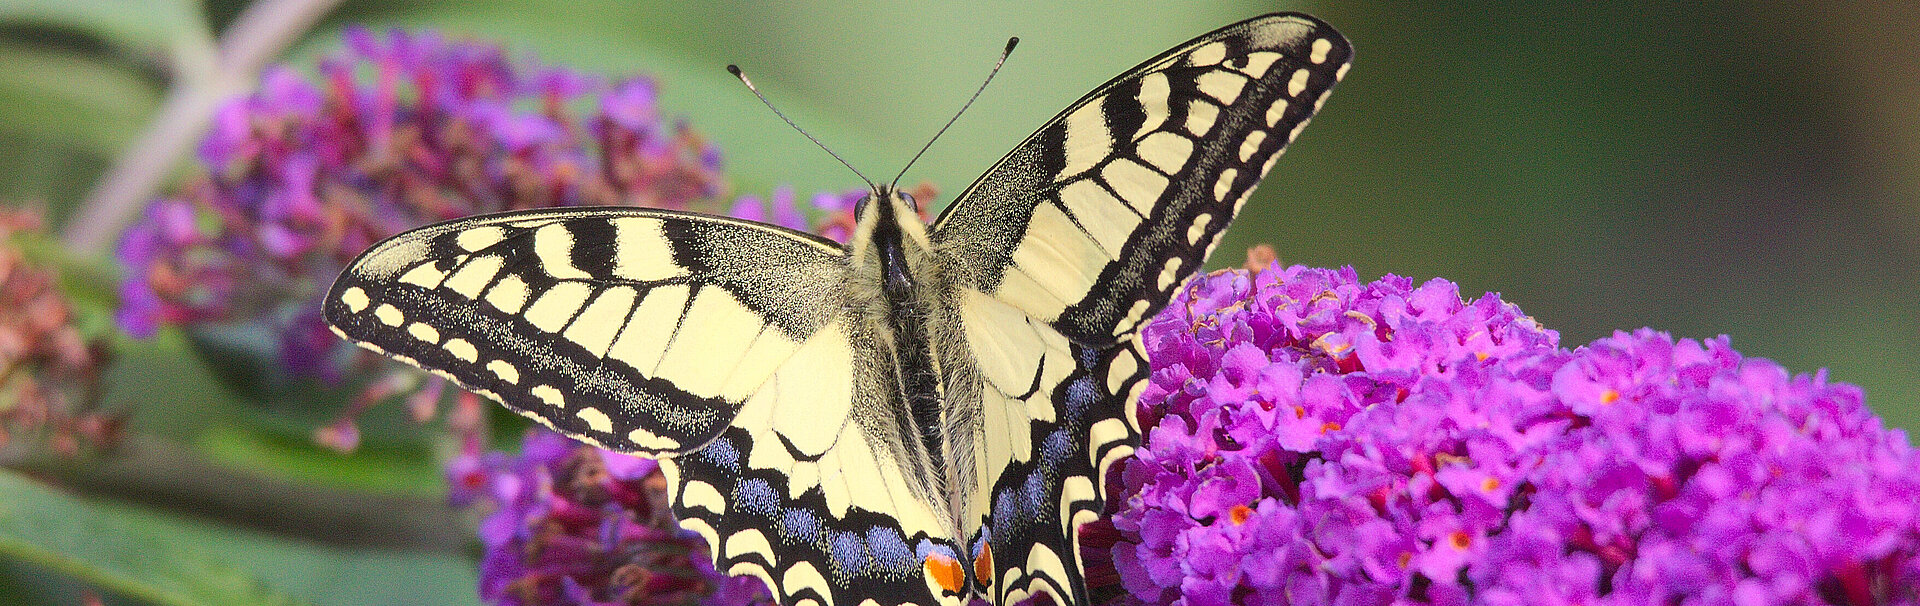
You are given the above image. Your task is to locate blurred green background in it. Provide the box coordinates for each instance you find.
[0,1,1914,604]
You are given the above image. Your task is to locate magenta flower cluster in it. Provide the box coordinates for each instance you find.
[1110,264,1920,605]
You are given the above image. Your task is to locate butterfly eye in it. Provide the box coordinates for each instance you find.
[898,191,918,211]
[854,194,874,216]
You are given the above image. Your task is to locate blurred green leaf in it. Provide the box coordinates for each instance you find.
[0,0,202,52]
[0,469,305,606]
[107,330,450,497]
[0,42,160,154]
[195,424,445,497]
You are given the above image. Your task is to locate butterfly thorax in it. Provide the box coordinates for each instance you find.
[845,189,984,540]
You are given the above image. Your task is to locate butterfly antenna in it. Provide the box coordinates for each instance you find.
[729,64,877,191]
[891,37,1020,189]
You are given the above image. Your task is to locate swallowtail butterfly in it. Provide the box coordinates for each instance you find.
[326,13,1349,606]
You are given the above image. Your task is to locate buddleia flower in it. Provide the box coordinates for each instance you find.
[1106,262,1920,605]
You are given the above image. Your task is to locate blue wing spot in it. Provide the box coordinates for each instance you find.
[830,530,867,573]
[737,478,778,517]
[1022,473,1048,516]
[1041,428,1072,467]
[782,507,823,543]
[1064,374,1098,420]
[698,437,741,472]
[994,487,1016,525]
[869,527,912,571]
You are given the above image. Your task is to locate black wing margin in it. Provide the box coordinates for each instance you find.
[932,13,1350,344]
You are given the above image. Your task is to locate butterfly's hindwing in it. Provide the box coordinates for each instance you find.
[325,208,847,455]
[934,13,1350,345]
[959,299,1150,606]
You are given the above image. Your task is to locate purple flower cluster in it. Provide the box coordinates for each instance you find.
[450,430,773,606]
[115,27,725,384]
[1110,264,1920,605]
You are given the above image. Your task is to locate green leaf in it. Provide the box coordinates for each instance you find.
[0,469,306,606]
[0,0,202,52]
[0,42,163,156]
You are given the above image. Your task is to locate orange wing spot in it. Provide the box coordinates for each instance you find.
[972,544,995,588]
[925,552,966,594]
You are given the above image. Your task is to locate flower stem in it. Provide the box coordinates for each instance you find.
[62,0,345,257]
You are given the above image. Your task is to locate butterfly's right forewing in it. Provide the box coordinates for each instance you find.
[934,13,1351,345]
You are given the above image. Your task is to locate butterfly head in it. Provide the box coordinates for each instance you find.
[848,186,933,297]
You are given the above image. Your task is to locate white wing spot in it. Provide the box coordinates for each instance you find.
[530,385,565,407]
[533,225,591,279]
[1288,68,1310,97]
[626,426,682,451]
[1157,257,1185,290]
[1120,299,1151,334]
[398,263,446,289]
[1136,131,1193,174]
[486,273,531,314]
[1236,51,1282,78]
[374,304,404,327]
[339,287,370,313]
[443,255,504,298]
[1195,70,1245,105]
[1102,158,1170,216]
[1136,72,1171,134]
[1060,103,1111,178]
[1214,168,1239,201]
[575,406,613,433]
[724,528,774,562]
[1289,118,1311,143]
[563,286,637,355]
[1056,180,1135,257]
[524,282,592,333]
[606,285,691,373]
[610,218,689,282]
[1185,100,1218,137]
[681,479,727,514]
[1189,41,1227,66]
[487,360,520,384]
[1311,38,1333,64]
[407,322,441,344]
[1106,347,1140,394]
[444,338,478,362]
[455,226,507,252]
[780,562,834,606]
[1239,130,1267,162]
[1187,214,1213,245]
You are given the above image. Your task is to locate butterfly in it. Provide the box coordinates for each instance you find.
[325,13,1348,606]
